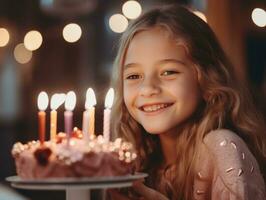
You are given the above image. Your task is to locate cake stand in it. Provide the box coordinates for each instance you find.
[6,173,147,200]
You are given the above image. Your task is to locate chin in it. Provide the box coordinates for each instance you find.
[142,125,168,135]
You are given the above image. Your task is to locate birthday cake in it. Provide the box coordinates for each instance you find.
[12,129,137,179]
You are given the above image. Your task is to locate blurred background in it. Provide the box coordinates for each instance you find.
[0,0,265,199]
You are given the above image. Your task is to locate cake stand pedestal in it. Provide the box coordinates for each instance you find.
[6,173,147,200]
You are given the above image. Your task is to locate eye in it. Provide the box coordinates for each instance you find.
[125,74,142,80]
[161,70,179,76]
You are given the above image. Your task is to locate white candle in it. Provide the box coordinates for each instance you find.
[37,91,49,145]
[82,88,96,141]
[64,91,76,142]
[50,93,65,141]
[103,88,114,142]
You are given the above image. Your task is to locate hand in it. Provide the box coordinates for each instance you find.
[108,189,131,200]
[108,189,141,200]
[132,181,169,200]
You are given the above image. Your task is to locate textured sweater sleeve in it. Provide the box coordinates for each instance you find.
[202,129,266,200]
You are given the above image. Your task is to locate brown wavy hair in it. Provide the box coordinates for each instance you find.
[111,5,266,200]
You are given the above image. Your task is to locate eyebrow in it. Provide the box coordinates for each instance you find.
[123,58,186,70]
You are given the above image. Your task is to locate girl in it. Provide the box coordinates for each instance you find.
[110,4,266,200]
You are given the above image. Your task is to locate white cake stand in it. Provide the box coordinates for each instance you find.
[6,173,147,200]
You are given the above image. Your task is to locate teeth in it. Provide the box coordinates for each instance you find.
[142,104,169,112]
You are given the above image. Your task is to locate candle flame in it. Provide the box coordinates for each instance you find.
[51,93,66,110]
[37,91,49,111]
[65,91,76,111]
[85,88,96,109]
[104,88,114,109]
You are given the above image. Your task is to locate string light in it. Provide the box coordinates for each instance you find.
[109,14,128,33]
[63,23,82,43]
[0,28,10,47]
[193,11,207,22]
[14,43,32,64]
[251,8,266,27]
[24,30,43,51]
[122,1,142,19]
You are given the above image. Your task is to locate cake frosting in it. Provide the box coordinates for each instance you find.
[12,129,137,179]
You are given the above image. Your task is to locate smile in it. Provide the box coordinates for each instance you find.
[140,103,173,112]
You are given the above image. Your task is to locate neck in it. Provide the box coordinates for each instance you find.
[159,133,177,166]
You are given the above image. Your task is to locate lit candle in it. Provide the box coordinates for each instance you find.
[103,88,114,142]
[64,91,76,141]
[50,93,66,141]
[37,91,49,145]
[82,88,96,141]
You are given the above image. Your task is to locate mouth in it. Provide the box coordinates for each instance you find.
[139,103,174,113]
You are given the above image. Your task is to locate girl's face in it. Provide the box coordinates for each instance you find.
[123,27,201,135]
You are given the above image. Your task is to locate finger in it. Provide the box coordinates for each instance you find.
[108,189,131,200]
[132,178,145,185]
[133,182,154,199]
[133,182,168,200]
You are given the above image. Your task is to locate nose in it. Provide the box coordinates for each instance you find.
[139,76,161,97]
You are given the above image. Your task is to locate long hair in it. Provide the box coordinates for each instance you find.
[111,5,266,200]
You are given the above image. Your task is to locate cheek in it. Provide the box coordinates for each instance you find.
[123,85,141,122]
[182,81,202,111]
[123,85,134,110]
[169,82,197,97]
[180,74,200,97]
[123,89,139,123]
[169,77,201,106]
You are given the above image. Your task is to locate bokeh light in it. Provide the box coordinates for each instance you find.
[24,30,43,51]
[193,11,207,22]
[0,28,10,47]
[251,8,266,27]
[63,23,82,43]
[122,1,142,19]
[109,14,128,33]
[14,43,32,64]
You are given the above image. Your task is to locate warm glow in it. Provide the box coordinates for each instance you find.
[193,11,207,22]
[0,28,10,47]
[85,88,96,109]
[65,91,76,111]
[14,43,32,64]
[122,1,142,19]
[63,23,82,43]
[109,14,128,33]
[51,93,66,110]
[251,8,266,27]
[69,139,76,146]
[38,92,49,111]
[104,88,114,109]
[24,30,43,51]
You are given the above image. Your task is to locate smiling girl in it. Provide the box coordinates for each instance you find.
[110,5,266,200]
